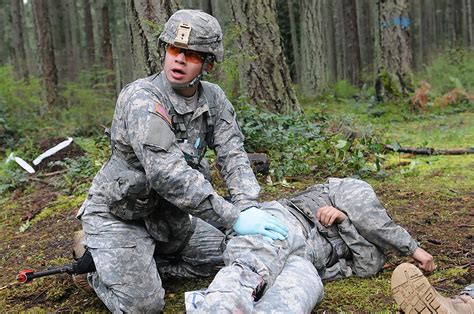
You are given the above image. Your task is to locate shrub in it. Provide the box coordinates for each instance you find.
[236,104,384,181]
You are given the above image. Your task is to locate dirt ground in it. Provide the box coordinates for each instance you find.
[0,174,472,312]
[0,140,473,312]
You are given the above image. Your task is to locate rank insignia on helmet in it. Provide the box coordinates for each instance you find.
[155,102,172,127]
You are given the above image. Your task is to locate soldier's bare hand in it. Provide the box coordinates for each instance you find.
[411,247,436,272]
[316,206,348,227]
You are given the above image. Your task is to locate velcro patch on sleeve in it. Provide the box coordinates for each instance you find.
[154,102,173,127]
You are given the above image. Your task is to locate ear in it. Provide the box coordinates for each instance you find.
[206,61,214,72]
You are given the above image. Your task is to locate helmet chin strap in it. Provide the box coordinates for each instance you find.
[169,56,212,90]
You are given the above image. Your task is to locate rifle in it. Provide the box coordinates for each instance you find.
[0,249,95,291]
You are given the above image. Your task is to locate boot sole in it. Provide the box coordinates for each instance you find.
[391,263,449,314]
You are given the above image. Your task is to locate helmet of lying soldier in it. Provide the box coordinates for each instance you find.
[159,9,224,63]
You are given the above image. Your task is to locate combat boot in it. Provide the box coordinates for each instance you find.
[391,263,473,313]
[72,230,94,294]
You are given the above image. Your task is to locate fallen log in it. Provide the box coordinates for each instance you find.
[385,145,474,155]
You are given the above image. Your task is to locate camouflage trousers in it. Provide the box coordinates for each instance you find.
[198,178,417,313]
[197,201,325,313]
[80,198,225,313]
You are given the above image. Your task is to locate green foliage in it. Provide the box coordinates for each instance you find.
[236,104,384,181]
[207,25,242,100]
[0,66,43,147]
[418,48,474,94]
[50,136,110,195]
[332,80,359,99]
[60,68,116,137]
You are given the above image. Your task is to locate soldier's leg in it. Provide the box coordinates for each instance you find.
[80,201,165,313]
[197,202,304,312]
[254,255,324,313]
[157,217,225,278]
[328,178,418,256]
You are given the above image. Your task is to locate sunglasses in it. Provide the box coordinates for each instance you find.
[166,44,206,64]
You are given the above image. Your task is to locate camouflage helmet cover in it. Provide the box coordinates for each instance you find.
[159,10,224,62]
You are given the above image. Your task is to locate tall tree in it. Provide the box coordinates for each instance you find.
[333,0,345,82]
[110,0,133,91]
[300,0,327,96]
[9,0,29,80]
[0,1,12,66]
[100,0,114,86]
[229,0,299,112]
[84,0,95,65]
[66,0,80,77]
[323,0,337,84]
[375,0,412,100]
[48,0,67,80]
[342,0,361,86]
[356,0,374,76]
[32,0,58,108]
[409,0,423,70]
[287,0,300,83]
[100,1,113,71]
[127,0,179,79]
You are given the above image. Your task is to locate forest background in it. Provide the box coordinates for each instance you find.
[0,0,473,312]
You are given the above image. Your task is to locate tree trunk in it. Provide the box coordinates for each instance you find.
[101,2,113,71]
[468,0,474,47]
[229,0,299,112]
[287,0,300,83]
[333,0,345,81]
[300,0,327,96]
[126,0,179,79]
[375,0,412,100]
[100,0,114,87]
[32,0,58,108]
[67,0,80,77]
[356,0,374,76]
[84,0,95,65]
[9,0,29,80]
[410,0,423,70]
[323,0,336,84]
[421,0,435,63]
[47,0,67,80]
[0,2,12,65]
[343,0,361,86]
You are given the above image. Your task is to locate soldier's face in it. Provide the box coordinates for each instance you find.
[164,45,204,87]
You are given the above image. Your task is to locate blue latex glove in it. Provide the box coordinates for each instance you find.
[233,207,288,240]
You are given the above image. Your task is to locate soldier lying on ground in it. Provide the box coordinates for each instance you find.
[196,177,435,313]
[75,9,287,313]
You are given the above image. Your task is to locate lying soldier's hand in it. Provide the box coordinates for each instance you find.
[233,207,288,240]
[411,247,436,272]
[316,206,348,227]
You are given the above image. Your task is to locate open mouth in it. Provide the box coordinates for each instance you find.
[172,68,185,75]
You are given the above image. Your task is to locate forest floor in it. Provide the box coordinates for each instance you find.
[0,104,473,312]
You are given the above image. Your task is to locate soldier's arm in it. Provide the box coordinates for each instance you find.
[124,90,239,229]
[211,93,260,210]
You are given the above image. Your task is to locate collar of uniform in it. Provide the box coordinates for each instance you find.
[191,97,210,122]
[160,72,197,115]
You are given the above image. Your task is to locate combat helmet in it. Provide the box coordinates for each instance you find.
[159,10,224,88]
[159,9,224,62]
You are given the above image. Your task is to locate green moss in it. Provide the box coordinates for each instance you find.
[317,272,397,312]
[31,194,85,225]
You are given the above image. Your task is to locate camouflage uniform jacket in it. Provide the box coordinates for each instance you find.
[81,72,260,241]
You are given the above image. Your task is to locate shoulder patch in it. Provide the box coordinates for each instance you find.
[154,102,172,127]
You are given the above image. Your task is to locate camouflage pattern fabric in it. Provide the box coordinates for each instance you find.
[197,178,418,312]
[76,72,260,313]
[197,201,324,313]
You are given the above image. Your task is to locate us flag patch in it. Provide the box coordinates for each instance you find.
[155,102,172,127]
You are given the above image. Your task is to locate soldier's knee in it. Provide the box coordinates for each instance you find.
[113,287,165,313]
